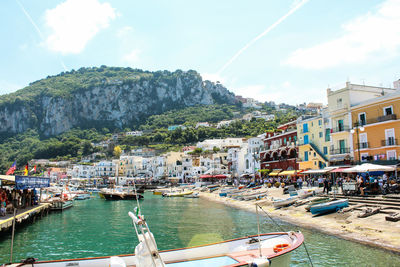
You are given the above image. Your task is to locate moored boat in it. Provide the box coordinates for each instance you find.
[310,199,349,215]
[99,187,143,200]
[305,197,330,212]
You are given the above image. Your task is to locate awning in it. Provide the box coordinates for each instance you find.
[302,169,329,174]
[268,170,281,176]
[0,175,15,185]
[279,170,303,176]
[214,174,228,179]
[199,175,213,179]
[330,167,351,173]
[199,174,227,179]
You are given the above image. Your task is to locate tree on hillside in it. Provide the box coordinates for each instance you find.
[113,146,122,158]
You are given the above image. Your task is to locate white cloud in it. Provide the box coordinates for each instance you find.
[122,49,141,64]
[284,0,400,69]
[45,0,116,54]
[117,26,133,38]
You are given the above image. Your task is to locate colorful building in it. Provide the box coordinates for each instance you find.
[350,91,400,164]
[260,121,298,172]
[296,114,330,170]
[327,82,396,165]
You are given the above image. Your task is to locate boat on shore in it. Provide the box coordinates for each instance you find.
[273,196,298,208]
[310,199,349,215]
[305,197,330,211]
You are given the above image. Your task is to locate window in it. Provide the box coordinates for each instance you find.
[314,152,316,157]
[338,119,344,131]
[304,151,309,161]
[304,135,309,145]
[319,132,323,138]
[325,129,331,141]
[359,133,368,149]
[303,123,309,133]
[384,106,393,116]
[358,112,366,126]
[323,147,328,155]
[385,128,395,146]
[337,98,343,107]
[387,150,397,160]
[339,140,346,154]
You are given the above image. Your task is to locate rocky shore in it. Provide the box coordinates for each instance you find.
[198,187,400,253]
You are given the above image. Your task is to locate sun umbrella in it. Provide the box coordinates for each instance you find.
[343,163,395,173]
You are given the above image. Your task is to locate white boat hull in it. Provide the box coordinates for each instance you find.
[7,232,303,267]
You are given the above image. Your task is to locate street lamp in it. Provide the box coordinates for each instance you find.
[350,121,365,164]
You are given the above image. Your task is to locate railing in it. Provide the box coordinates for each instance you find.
[330,148,350,154]
[331,126,350,133]
[381,138,398,146]
[353,114,397,127]
[357,142,369,149]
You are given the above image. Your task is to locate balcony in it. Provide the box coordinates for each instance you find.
[330,148,350,155]
[381,138,398,146]
[354,114,397,127]
[331,126,350,133]
[356,142,369,149]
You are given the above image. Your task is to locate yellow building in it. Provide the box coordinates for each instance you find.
[351,91,400,164]
[327,82,395,164]
[297,114,330,170]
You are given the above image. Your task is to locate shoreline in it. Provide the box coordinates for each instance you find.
[198,189,400,254]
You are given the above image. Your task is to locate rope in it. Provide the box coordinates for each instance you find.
[256,204,314,267]
[302,240,314,267]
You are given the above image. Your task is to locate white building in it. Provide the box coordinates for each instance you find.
[69,164,96,179]
[244,137,263,174]
[227,146,248,177]
[196,138,244,151]
[95,161,116,177]
[195,122,210,128]
[126,131,143,137]
[217,120,234,128]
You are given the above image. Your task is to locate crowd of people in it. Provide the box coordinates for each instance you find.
[259,172,398,196]
[0,188,38,216]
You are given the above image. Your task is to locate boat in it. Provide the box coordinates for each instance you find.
[99,187,144,200]
[75,193,91,200]
[305,197,330,212]
[6,209,305,267]
[49,199,73,211]
[162,191,193,197]
[273,197,298,208]
[310,199,349,215]
[184,192,199,198]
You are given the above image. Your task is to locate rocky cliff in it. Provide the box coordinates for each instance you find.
[0,67,236,136]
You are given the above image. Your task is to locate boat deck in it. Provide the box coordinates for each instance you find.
[165,256,238,267]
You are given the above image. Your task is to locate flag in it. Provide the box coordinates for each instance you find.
[24,163,29,176]
[6,161,17,175]
[30,165,37,174]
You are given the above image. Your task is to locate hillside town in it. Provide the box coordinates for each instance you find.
[31,80,400,184]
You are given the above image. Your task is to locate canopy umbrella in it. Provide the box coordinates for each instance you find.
[343,163,395,173]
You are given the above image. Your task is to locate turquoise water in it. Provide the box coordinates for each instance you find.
[1,193,400,266]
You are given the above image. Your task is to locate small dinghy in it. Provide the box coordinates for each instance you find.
[310,199,349,215]
[163,191,193,197]
[184,192,199,198]
[273,196,298,208]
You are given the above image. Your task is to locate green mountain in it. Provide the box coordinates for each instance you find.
[0,66,236,138]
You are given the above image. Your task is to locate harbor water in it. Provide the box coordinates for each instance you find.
[1,193,400,266]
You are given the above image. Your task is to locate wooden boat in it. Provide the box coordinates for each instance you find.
[162,191,193,197]
[273,197,298,208]
[310,199,349,215]
[305,197,330,212]
[297,189,314,199]
[386,213,400,222]
[6,211,304,267]
[357,207,380,218]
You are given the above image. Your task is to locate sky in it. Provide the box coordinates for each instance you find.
[0,0,399,104]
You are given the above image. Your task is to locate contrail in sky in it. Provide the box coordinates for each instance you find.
[217,0,309,74]
[15,0,67,71]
